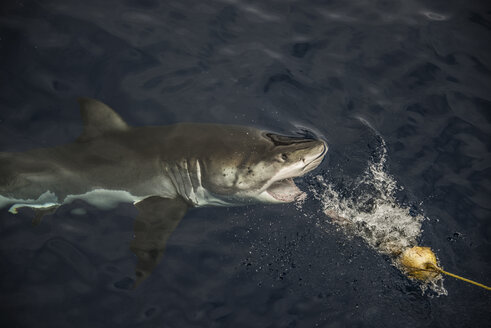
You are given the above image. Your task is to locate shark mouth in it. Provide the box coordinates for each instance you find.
[266,178,304,202]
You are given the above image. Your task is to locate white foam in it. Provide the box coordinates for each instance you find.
[310,135,447,295]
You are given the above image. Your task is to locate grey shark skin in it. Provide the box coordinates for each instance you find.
[0,98,327,286]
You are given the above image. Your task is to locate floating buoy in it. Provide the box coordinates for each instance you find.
[399,246,490,290]
[399,246,440,281]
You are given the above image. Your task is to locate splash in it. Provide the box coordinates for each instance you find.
[310,131,447,295]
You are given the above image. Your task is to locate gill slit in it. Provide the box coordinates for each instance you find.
[195,159,203,187]
[184,159,197,204]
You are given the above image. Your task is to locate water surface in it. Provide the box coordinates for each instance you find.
[1,0,490,327]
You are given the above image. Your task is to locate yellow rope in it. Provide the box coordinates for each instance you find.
[408,264,491,291]
[428,264,491,291]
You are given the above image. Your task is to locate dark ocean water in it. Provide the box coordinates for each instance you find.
[1,0,490,327]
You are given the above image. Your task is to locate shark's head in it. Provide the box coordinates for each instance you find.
[191,127,328,205]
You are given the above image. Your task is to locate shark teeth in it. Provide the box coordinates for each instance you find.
[266,178,303,202]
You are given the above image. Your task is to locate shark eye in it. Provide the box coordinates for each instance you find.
[277,153,288,162]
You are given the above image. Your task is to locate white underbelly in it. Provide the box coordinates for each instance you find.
[1,189,148,214]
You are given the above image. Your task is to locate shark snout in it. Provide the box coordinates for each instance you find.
[304,138,328,158]
[319,139,328,157]
[301,139,328,172]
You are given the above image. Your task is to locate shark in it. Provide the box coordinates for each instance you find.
[0,98,328,286]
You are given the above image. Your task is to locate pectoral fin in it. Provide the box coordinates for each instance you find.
[130,196,188,287]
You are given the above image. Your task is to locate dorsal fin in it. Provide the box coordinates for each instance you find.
[77,97,129,140]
